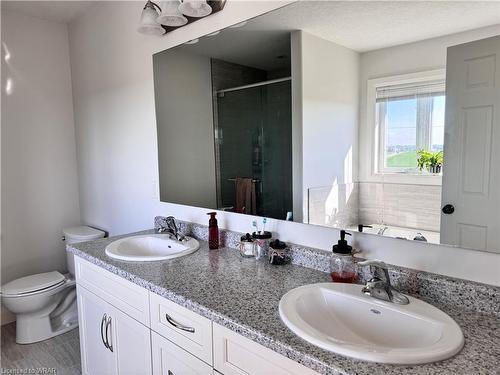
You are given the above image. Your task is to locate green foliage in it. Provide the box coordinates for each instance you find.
[386,151,417,168]
[417,149,444,171]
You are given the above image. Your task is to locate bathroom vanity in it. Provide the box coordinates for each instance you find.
[72,241,318,375]
[68,225,500,375]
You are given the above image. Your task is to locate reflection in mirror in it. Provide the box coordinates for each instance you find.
[153,1,500,253]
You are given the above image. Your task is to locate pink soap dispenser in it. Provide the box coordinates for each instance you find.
[207,212,219,250]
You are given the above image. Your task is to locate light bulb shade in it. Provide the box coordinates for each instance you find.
[157,1,188,27]
[178,0,212,18]
[138,3,164,35]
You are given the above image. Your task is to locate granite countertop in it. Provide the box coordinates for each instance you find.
[68,230,500,375]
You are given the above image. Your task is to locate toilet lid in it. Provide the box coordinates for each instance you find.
[1,271,65,296]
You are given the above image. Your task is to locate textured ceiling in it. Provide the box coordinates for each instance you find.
[175,1,500,71]
[253,1,500,52]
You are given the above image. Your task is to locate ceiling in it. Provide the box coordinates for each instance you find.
[1,1,97,23]
[174,1,500,71]
[268,1,500,52]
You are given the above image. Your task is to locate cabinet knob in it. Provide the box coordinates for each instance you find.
[442,204,455,215]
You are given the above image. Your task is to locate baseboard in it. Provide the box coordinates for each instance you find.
[1,305,15,325]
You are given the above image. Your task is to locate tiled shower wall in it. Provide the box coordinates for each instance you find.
[358,182,442,232]
[308,182,442,232]
[308,183,359,228]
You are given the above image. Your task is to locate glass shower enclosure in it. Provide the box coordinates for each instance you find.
[214,78,293,220]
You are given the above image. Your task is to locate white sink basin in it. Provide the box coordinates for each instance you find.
[279,283,464,364]
[105,234,199,261]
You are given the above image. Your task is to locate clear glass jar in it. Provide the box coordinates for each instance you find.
[239,234,255,258]
[330,254,358,283]
[252,231,272,260]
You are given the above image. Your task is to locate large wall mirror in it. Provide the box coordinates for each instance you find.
[153,1,500,254]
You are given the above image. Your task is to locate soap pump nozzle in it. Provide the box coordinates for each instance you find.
[332,230,353,255]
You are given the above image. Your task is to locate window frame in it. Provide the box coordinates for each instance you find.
[365,69,446,185]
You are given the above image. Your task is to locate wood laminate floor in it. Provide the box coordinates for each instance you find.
[1,322,81,374]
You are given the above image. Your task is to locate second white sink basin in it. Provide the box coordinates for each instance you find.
[279,283,464,364]
[105,234,199,261]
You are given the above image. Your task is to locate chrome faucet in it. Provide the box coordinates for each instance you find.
[158,216,186,242]
[358,260,409,305]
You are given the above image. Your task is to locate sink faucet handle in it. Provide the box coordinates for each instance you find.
[357,259,391,283]
[358,260,409,305]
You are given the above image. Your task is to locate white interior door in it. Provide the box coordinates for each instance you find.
[77,285,117,375]
[441,35,500,253]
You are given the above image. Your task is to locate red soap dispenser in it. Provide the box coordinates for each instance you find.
[330,230,357,283]
[207,212,219,250]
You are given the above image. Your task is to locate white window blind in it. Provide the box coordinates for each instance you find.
[376,80,445,102]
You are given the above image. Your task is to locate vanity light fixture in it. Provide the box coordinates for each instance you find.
[178,0,212,18]
[138,0,226,36]
[157,1,188,27]
[137,1,164,35]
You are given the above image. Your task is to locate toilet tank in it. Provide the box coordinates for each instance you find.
[63,226,105,275]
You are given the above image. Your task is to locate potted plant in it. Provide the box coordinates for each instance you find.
[417,150,443,174]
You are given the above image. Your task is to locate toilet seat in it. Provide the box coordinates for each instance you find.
[1,271,66,297]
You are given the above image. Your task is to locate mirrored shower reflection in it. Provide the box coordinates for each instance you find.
[214,71,292,220]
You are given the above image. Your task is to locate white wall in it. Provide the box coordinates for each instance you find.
[294,31,359,223]
[68,1,500,286]
[301,31,359,188]
[154,50,216,208]
[1,10,81,321]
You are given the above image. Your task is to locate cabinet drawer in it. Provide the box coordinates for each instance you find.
[213,323,320,375]
[152,332,213,375]
[75,257,150,325]
[150,292,212,365]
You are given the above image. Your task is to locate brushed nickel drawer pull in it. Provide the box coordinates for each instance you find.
[100,314,109,349]
[105,316,113,352]
[165,313,195,333]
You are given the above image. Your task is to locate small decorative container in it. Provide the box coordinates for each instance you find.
[239,233,255,258]
[268,239,289,265]
[330,230,358,283]
[252,231,272,260]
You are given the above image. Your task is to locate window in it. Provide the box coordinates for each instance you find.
[376,79,445,173]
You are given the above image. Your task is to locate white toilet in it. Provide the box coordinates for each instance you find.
[1,226,105,344]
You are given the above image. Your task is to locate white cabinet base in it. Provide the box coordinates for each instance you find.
[76,256,320,375]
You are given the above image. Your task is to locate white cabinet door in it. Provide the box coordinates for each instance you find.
[77,285,152,375]
[213,323,319,375]
[111,304,152,375]
[441,35,500,252]
[77,285,117,375]
[152,332,213,375]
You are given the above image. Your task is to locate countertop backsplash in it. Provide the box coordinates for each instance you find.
[154,216,499,317]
